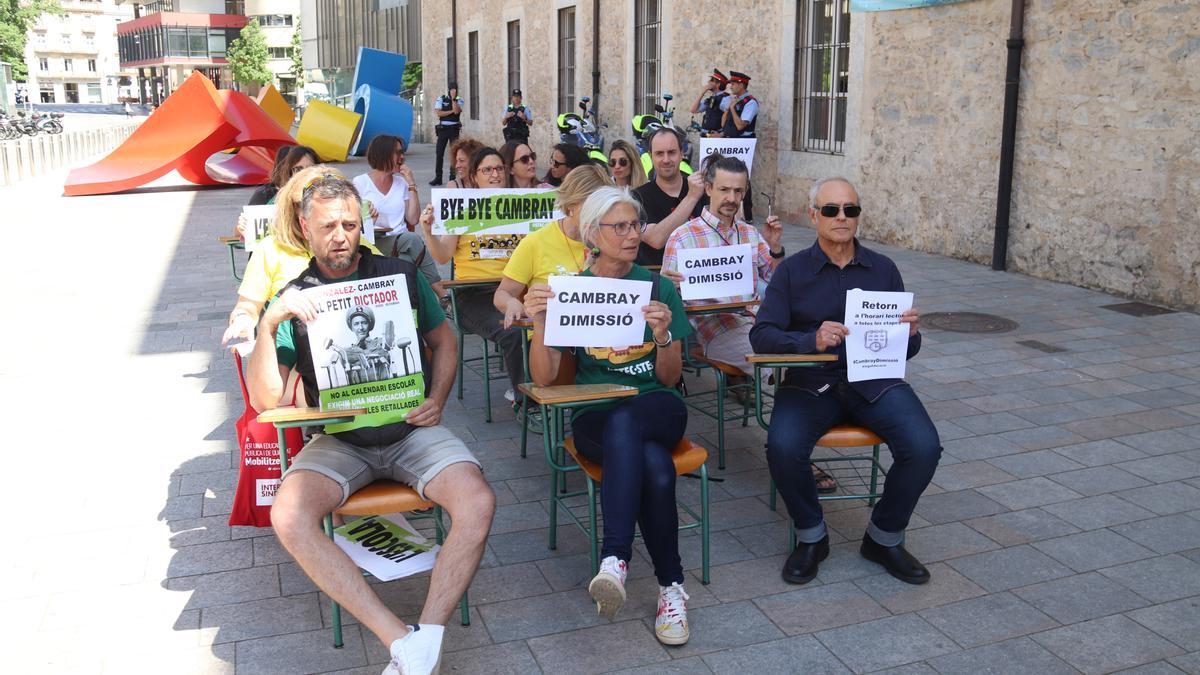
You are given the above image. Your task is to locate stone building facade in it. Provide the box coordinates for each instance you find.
[421,0,1199,309]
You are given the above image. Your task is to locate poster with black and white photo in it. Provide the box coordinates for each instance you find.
[303,274,423,434]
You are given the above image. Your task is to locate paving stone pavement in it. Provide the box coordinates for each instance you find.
[4,143,1200,674]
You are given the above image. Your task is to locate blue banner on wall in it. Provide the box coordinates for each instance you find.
[850,0,976,11]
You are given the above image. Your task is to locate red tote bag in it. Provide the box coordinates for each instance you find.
[229,349,304,527]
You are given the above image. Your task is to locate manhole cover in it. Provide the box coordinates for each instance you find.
[923,312,1018,333]
[1101,302,1176,317]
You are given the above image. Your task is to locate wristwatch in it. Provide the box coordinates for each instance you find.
[653,329,673,348]
[769,246,786,259]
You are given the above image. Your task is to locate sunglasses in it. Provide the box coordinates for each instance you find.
[516,153,537,164]
[477,165,506,175]
[817,203,862,218]
[550,159,568,168]
[608,157,630,168]
[599,220,646,236]
[301,173,340,197]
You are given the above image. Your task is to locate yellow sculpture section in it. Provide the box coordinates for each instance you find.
[254,84,296,132]
[297,100,363,163]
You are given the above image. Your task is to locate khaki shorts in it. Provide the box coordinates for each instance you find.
[284,425,480,503]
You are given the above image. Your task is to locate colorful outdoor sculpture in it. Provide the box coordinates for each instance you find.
[350,47,414,155]
[296,100,363,163]
[64,72,293,196]
[255,84,296,131]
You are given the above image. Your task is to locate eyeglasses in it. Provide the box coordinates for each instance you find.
[516,153,537,164]
[477,165,506,175]
[608,157,629,168]
[599,220,646,236]
[550,159,568,168]
[817,203,862,218]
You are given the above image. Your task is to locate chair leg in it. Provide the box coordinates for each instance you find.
[587,476,599,577]
[459,590,470,626]
[546,407,559,551]
[768,476,777,512]
[456,330,465,400]
[482,338,493,423]
[519,396,528,459]
[324,513,344,649]
[716,370,726,470]
[700,462,710,585]
[869,443,881,507]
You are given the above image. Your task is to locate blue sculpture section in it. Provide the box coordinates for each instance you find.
[350,47,414,156]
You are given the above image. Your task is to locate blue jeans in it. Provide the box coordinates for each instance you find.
[766,381,941,546]
[572,390,688,586]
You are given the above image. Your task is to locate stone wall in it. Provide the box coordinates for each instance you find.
[420,0,1200,309]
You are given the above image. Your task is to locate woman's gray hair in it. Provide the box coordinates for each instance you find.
[577,186,644,269]
[808,176,858,207]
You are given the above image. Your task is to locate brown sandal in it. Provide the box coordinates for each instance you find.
[813,465,838,494]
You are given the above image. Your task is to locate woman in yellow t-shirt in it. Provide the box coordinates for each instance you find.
[418,147,528,401]
[493,164,613,329]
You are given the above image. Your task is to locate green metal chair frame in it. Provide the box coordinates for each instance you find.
[262,407,470,649]
[220,236,245,281]
[444,277,510,423]
[748,355,889,549]
[520,382,712,585]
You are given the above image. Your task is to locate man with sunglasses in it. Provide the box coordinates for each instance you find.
[751,177,941,588]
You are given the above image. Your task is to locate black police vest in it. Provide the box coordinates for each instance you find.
[281,249,429,447]
[505,105,530,134]
[702,92,727,132]
[438,96,461,125]
[722,94,757,138]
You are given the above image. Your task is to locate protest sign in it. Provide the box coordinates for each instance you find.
[360,200,376,246]
[431,188,560,235]
[303,274,424,434]
[241,205,275,253]
[698,137,757,176]
[844,288,914,382]
[675,243,755,301]
[544,275,652,348]
[333,513,439,581]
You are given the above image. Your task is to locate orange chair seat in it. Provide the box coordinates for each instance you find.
[563,438,708,482]
[336,480,434,517]
[688,347,747,378]
[819,425,883,448]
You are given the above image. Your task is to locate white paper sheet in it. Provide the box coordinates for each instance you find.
[844,288,914,382]
[333,513,439,582]
[675,243,755,301]
[543,275,652,348]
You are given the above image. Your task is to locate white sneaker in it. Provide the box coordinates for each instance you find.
[588,556,628,619]
[655,582,691,645]
[504,388,515,403]
[382,624,444,675]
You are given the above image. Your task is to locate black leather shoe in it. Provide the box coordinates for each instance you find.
[860,534,930,585]
[429,178,443,186]
[781,535,829,584]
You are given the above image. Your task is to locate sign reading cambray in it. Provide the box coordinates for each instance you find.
[698,138,757,177]
[675,243,755,301]
[431,188,561,235]
[544,275,652,348]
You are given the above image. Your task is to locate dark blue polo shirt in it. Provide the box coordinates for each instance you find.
[749,239,922,402]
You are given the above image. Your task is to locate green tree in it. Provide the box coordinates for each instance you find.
[1,0,65,82]
[288,20,303,87]
[226,18,271,89]
[401,62,421,92]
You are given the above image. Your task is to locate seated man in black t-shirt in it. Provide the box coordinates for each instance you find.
[633,127,706,266]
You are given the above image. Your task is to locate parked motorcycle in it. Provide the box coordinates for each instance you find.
[556,96,607,163]
[35,112,64,135]
[630,93,694,177]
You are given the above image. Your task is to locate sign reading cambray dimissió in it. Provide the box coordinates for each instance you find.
[431,188,561,235]
[843,288,914,382]
[698,138,757,176]
[544,275,652,348]
[303,274,425,433]
[241,205,275,253]
[675,243,755,301]
[333,513,439,581]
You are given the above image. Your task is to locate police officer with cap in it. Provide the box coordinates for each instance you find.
[431,83,464,186]
[720,71,758,220]
[502,89,532,143]
[689,69,729,137]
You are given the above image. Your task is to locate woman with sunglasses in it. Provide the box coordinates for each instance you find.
[523,186,695,646]
[419,147,529,409]
[234,145,318,240]
[607,139,647,188]
[541,143,589,187]
[499,140,550,189]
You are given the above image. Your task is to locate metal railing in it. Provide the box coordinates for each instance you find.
[0,120,141,186]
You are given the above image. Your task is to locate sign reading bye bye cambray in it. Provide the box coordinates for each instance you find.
[431,188,561,235]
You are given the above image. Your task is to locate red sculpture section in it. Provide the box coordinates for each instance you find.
[64,72,294,196]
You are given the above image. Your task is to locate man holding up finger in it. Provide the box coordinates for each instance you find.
[750,176,941,588]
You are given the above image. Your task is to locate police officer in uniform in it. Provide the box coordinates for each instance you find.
[689,69,729,137]
[431,84,464,186]
[502,88,532,143]
[720,71,758,221]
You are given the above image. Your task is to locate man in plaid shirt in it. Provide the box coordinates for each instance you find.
[662,155,785,382]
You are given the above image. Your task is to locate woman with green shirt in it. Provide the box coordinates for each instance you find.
[523,186,695,646]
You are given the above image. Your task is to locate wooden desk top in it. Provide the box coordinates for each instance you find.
[686,299,760,314]
[517,383,638,405]
[745,354,838,364]
[218,235,242,244]
[257,406,368,424]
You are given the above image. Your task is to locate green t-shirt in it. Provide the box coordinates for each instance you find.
[557,265,692,402]
[275,268,445,368]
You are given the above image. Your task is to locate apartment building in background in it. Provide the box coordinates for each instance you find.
[23,0,137,104]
